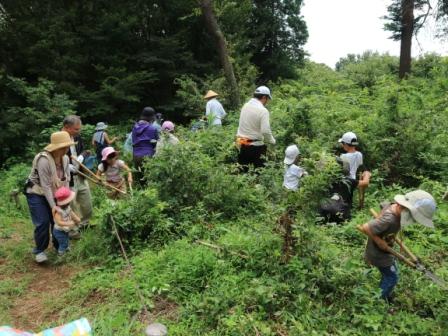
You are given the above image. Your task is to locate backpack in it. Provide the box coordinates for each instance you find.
[94,131,107,162]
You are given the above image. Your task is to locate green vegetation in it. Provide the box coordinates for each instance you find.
[1,54,447,334]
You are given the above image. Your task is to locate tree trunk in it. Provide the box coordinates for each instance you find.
[199,0,240,109]
[399,0,414,79]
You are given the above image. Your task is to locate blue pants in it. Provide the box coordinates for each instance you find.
[53,228,69,253]
[378,262,399,301]
[26,193,59,254]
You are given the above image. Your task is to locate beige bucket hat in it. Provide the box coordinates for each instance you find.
[204,90,219,99]
[394,190,437,228]
[44,131,75,152]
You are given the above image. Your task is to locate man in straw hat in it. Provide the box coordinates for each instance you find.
[358,190,437,303]
[25,131,74,263]
[204,90,226,126]
[236,86,275,172]
[62,115,93,236]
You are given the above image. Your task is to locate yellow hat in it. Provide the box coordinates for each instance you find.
[204,90,219,99]
[44,131,75,152]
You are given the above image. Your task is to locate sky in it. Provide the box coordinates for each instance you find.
[302,0,448,68]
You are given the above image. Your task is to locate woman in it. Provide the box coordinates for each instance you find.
[92,122,118,163]
[25,131,73,263]
[132,107,159,184]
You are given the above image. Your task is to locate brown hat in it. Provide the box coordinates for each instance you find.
[204,90,219,99]
[44,131,75,152]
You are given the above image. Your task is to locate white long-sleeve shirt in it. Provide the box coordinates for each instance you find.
[205,98,226,126]
[237,98,275,145]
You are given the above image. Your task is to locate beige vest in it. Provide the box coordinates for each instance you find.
[28,151,70,195]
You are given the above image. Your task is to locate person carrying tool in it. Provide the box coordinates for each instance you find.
[236,86,275,172]
[358,190,437,303]
[96,147,133,199]
[62,115,93,237]
[204,90,226,126]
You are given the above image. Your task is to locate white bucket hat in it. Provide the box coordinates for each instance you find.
[254,86,272,99]
[394,190,437,228]
[339,132,358,146]
[95,122,108,131]
[284,145,300,165]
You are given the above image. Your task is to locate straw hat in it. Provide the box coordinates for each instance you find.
[394,190,437,228]
[44,131,75,152]
[204,90,219,99]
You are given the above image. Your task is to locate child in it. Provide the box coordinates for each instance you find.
[358,190,436,303]
[96,147,133,199]
[156,121,180,154]
[53,186,81,256]
[283,145,307,191]
[339,131,363,179]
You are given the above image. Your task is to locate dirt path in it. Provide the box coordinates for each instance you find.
[8,261,81,331]
[1,220,82,331]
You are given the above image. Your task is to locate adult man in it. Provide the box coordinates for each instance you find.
[236,86,275,171]
[62,115,93,233]
[204,90,226,126]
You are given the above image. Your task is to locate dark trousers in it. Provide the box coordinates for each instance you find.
[238,144,267,172]
[26,193,59,254]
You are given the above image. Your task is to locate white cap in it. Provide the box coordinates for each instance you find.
[339,132,358,146]
[254,86,272,99]
[284,145,300,165]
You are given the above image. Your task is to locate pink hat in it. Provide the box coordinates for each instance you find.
[55,186,76,206]
[161,121,175,132]
[101,147,118,161]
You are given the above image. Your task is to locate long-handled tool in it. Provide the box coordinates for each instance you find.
[71,156,126,195]
[365,208,447,289]
[76,170,126,195]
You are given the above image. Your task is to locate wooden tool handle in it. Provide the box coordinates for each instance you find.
[77,170,126,195]
[71,156,100,181]
[394,237,419,263]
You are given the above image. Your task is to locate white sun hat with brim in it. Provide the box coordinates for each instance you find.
[95,122,108,131]
[44,131,75,152]
[284,145,300,165]
[338,131,358,146]
[254,86,272,99]
[394,190,437,228]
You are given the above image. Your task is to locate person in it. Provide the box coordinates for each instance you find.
[96,147,133,199]
[92,122,118,163]
[153,113,163,132]
[62,115,93,234]
[204,90,226,126]
[132,107,159,184]
[339,131,363,179]
[319,158,371,224]
[236,86,276,171]
[52,186,80,256]
[156,121,180,154]
[25,131,73,263]
[358,190,436,303]
[283,145,307,191]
